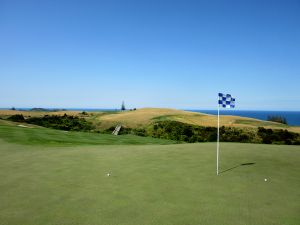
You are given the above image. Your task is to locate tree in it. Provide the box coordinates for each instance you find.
[267,115,287,125]
[121,101,126,111]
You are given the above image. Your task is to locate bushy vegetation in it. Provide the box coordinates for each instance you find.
[149,121,216,142]
[7,114,25,122]
[267,115,288,124]
[257,127,300,145]
[8,114,95,131]
[148,121,259,143]
[219,126,258,143]
[7,114,300,145]
[106,120,300,145]
[26,114,95,131]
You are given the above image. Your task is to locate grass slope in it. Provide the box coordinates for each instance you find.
[0,135,299,224]
[0,120,175,146]
[93,108,300,133]
[2,108,300,133]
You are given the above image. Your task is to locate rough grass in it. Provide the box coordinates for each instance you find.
[0,121,175,146]
[94,108,198,129]
[1,108,300,133]
[0,109,82,117]
[234,119,289,128]
[92,108,300,133]
[0,137,299,225]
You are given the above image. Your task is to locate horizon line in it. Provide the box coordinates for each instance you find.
[0,107,300,112]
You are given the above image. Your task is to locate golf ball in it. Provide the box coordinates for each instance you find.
[107,173,110,176]
[264,178,267,181]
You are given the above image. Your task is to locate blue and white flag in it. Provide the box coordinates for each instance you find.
[218,93,235,108]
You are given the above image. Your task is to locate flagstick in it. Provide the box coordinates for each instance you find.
[217,105,220,175]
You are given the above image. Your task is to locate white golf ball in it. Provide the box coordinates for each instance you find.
[264,178,267,181]
[107,173,110,176]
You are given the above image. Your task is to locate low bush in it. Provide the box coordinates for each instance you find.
[26,114,95,131]
[8,114,299,145]
[114,120,300,145]
[149,121,217,143]
[267,115,288,125]
[257,127,299,145]
[7,114,25,122]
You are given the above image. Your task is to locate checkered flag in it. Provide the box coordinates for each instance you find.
[218,93,235,108]
[216,93,236,175]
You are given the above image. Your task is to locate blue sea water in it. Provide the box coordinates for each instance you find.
[187,110,300,126]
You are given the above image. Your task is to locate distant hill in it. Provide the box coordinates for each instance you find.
[0,108,299,133]
[93,108,300,133]
[30,108,67,112]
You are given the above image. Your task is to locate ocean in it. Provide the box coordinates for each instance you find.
[187,110,300,126]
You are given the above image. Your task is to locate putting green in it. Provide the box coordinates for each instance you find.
[0,131,300,225]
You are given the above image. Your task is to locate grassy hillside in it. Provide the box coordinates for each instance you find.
[0,109,82,117]
[0,137,299,225]
[93,108,300,133]
[1,108,299,133]
[0,120,175,146]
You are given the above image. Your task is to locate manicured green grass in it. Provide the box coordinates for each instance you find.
[0,122,175,146]
[0,124,299,225]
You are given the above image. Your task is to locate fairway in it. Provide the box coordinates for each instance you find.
[0,132,299,225]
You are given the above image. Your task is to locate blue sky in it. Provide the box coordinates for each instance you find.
[1,0,299,110]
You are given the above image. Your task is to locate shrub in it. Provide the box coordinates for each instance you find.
[257,127,299,144]
[267,115,287,125]
[26,115,95,131]
[8,114,25,122]
[145,121,300,145]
